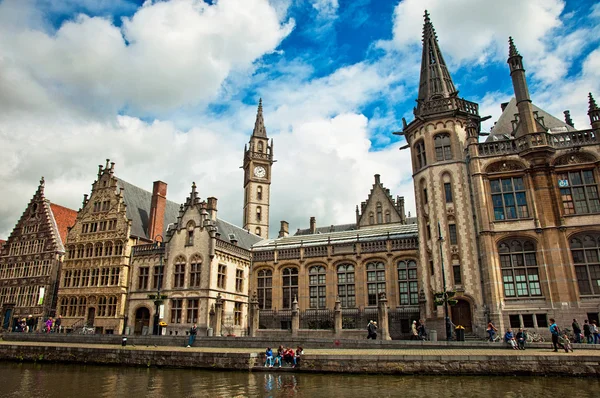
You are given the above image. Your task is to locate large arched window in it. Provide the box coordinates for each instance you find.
[257,269,273,309]
[498,239,542,297]
[189,255,201,288]
[337,264,355,308]
[173,256,186,288]
[366,261,386,306]
[570,234,600,295]
[415,141,427,169]
[282,268,298,309]
[398,260,418,305]
[434,133,452,161]
[309,265,326,308]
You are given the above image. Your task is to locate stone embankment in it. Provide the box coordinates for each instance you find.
[1,335,600,376]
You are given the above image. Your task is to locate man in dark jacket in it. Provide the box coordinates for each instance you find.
[367,320,377,340]
[516,328,527,350]
[572,319,581,343]
[583,320,592,343]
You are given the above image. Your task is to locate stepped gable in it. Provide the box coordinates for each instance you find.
[357,174,405,227]
[487,97,576,141]
[116,178,180,240]
[49,203,78,246]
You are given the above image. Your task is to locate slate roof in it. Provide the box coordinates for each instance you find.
[49,203,78,246]
[116,179,181,240]
[487,97,575,141]
[295,223,357,236]
[116,178,260,250]
[254,223,419,251]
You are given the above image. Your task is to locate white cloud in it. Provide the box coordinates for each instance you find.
[310,0,339,19]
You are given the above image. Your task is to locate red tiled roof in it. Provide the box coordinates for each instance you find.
[50,203,78,244]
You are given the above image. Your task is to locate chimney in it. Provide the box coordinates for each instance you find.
[374,174,381,185]
[501,102,509,112]
[207,197,218,221]
[398,196,406,224]
[148,181,167,241]
[309,217,316,234]
[278,221,289,238]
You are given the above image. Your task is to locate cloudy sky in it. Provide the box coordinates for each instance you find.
[1,0,599,239]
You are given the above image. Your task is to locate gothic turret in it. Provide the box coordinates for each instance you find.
[507,37,537,137]
[252,98,267,138]
[588,93,600,130]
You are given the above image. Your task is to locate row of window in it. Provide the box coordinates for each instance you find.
[0,285,44,308]
[62,267,121,288]
[169,299,243,326]
[66,241,124,259]
[92,200,111,213]
[57,296,118,317]
[0,260,52,279]
[256,260,419,310]
[81,219,118,234]
[367,202,392,225]
[7,239,46,256]
[22,224,39,234]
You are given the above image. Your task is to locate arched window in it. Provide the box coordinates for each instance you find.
[376,202,383,224]
[98,296,107,317]
[189,255,202,288]
[107,297,117,317]
[434,133,452,161]
[282,268,298,309]
[368,212,374,225]
[398,260,418,305]
[186,221,195,246]
[104,242,113,257]
[174,256,186,288]
[570,234,600,295]
[337,264,355,308]
[258,141,264,153]
[415,141,427,169]
[257,185,263,201]
[385,210,391,223]
[257,269,273,309]
[309,266,327,308]
[490,177,529,220]
[498,239,542,297]
[366,261,386,306]
[256,206,262,222]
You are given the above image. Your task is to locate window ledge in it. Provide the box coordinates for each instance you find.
[563,212,600,218]
[580,295,600,299]
[503,296,545,301]
[492,217,534,223]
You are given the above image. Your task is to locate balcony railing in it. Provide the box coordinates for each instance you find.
[416,97,479,117]
[131,243,164,256]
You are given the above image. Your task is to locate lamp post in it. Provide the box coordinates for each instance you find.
[148,236,166,336]
[435,222,456,341]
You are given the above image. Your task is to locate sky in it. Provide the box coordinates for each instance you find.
[1,0,599,239]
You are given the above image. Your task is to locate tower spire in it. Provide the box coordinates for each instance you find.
[507,36,537,137]
[589,93,600,129]
[417,10,457,106]
[252,98,267,138]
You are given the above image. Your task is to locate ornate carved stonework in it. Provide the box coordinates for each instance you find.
[553,152,597,166]
[485,160,526,173]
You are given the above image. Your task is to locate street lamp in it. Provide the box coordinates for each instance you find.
[434,222,457,341]
[148,235,166,336]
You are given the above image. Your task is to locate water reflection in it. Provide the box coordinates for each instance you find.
[0,362,599,398]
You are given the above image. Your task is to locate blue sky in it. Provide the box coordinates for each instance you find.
[1,0,599,238]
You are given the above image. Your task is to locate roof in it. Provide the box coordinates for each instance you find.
[49,203,78,246]
[116,178,181,240]
[295,223,357,236]
[0,240,5,250]
[254,223,419,251]
[215,219,263,251]
[488,97,576,141]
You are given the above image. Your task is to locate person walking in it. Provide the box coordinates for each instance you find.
[583,320,592,344]
[54,315,62,334]
[549,318,563,352]
[367,320,377,340]
[418,319,428,340]
[411,320,418,340]
[187,324,197,347]
[486,321,498,342]
[571,319,581,344]
[26,315,35,333]
[45,317,53,333]
[592,321,600,344]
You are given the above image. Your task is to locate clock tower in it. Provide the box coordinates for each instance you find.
[243,99,274,238]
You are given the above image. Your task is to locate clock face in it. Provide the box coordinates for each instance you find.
[254,166,266,178]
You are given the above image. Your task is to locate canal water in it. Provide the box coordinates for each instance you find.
[0,362,598,398]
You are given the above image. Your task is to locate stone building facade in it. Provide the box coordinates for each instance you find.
[0,178,77,331]
[398,12,600,336]
[128,183,261,336]
[250,175,420,338]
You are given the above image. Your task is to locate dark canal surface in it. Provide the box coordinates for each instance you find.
[0,362,598,398]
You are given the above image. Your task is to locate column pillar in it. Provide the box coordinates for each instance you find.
[291,296,299,337]
[249,291,259,337]
[377,292,391,340]
[214,294,223,337]
[334,296,342,336]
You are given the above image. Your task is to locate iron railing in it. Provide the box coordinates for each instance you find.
[258,309,292,330]
[299,309,334,330]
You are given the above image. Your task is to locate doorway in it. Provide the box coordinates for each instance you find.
[87,307,96,326]
[451,299,472,333]
[2,307,13,330]
[134,307,151,335]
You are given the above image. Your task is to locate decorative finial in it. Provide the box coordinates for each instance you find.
[105,159,110,169]
[563,110,574,128]
[589,92,598,111]
[424,9,430,23]
[508,36,520,57]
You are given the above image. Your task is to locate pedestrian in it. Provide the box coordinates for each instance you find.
[293,346,303,368]
[264,347,274,367]
[486,321,498,342]
[187,324,197,347]
[367,320,377,340]
[504,328,517,350]
[411,320,418,340]
[275,345,284,368]
[418,319,428,341]
[572,318,581,344]
[583,319,592,344]
[54,315,62,333]
[549,318,563,352]
[515,328,527,350]
[590,320,600,344]
[26,315,35,333]
[45,317,53,333]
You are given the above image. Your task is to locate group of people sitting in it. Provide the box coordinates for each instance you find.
[264,345,303,368]
[503,328,528,350]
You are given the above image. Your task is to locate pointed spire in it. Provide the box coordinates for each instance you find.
[589,92,598,111]
[508,36,519,57]
[252,98,267,138]
[589,93,600,128]
[417,10,457,105]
